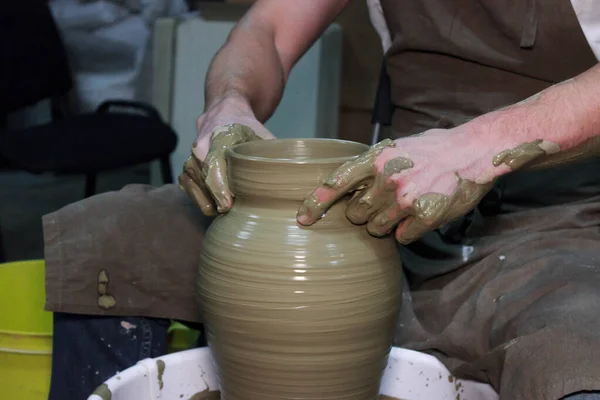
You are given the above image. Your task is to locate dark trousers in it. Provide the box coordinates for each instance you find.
[48,313,170,400]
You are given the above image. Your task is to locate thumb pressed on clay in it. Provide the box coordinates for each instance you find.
[180,153,218,216]
[203,124,263,212]
[178,123,263,215]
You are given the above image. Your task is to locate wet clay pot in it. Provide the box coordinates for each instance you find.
[198,138,403,400]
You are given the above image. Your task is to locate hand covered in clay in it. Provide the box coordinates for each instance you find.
[296,130,499,244]
[178,99,274,216]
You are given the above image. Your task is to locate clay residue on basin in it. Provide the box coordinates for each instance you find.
[91,383,112,400]
[157,359,166,390]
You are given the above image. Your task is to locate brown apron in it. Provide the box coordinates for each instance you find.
[378,0,600,398]
[43,1,600,399]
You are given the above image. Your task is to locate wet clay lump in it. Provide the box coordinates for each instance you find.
[188,389,221,400]
[198,139,403,400]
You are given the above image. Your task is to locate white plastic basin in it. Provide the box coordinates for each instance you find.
[87,346,498,400]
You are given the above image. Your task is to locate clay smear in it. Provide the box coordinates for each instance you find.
[493,137,600,170]
[97,269,116,309]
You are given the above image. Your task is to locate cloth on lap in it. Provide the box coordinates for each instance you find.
[43,184,210,323]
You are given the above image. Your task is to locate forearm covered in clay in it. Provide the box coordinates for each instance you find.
[469,64,600,174]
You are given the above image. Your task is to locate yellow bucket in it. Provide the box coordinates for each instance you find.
[167,322,200,353]
[0,260,53,400]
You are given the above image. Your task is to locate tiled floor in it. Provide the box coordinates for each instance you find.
[0,166,150,261]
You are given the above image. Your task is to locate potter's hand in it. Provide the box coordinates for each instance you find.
[296,130,498,244]
[179,98,274,216]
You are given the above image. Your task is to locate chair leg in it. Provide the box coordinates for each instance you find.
[84,173,97,198]
[160,156,174,184]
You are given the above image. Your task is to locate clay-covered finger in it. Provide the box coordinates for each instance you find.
[395,193,450,243]
[297,139,396,226]
[182,153,204,185]
[180,155,217,215]
[178,171,217,216]
[296,164,374,225]
[394,216,432,244]
[202,153,232,212]
[345,184,385,225]
[203,124,262,212]
[367,204,410,237]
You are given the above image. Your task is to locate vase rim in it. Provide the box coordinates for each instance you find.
[227,138,369,165]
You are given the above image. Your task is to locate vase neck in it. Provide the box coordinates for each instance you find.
[228,157,343,201]
[226,139,369,201]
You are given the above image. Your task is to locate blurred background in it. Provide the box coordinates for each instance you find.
[0,0,383,261]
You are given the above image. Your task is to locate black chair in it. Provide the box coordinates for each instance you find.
[0,2,178,262]
[1,100,177,198]
[370,63,395,145]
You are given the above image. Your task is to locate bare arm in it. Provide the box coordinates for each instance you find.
[183,0,350,215]
[204,0,350,122]
[463,63,600,178]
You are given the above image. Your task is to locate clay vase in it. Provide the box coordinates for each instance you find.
[198,138,403,400]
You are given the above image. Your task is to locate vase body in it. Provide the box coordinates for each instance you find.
[198,139,403,400]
